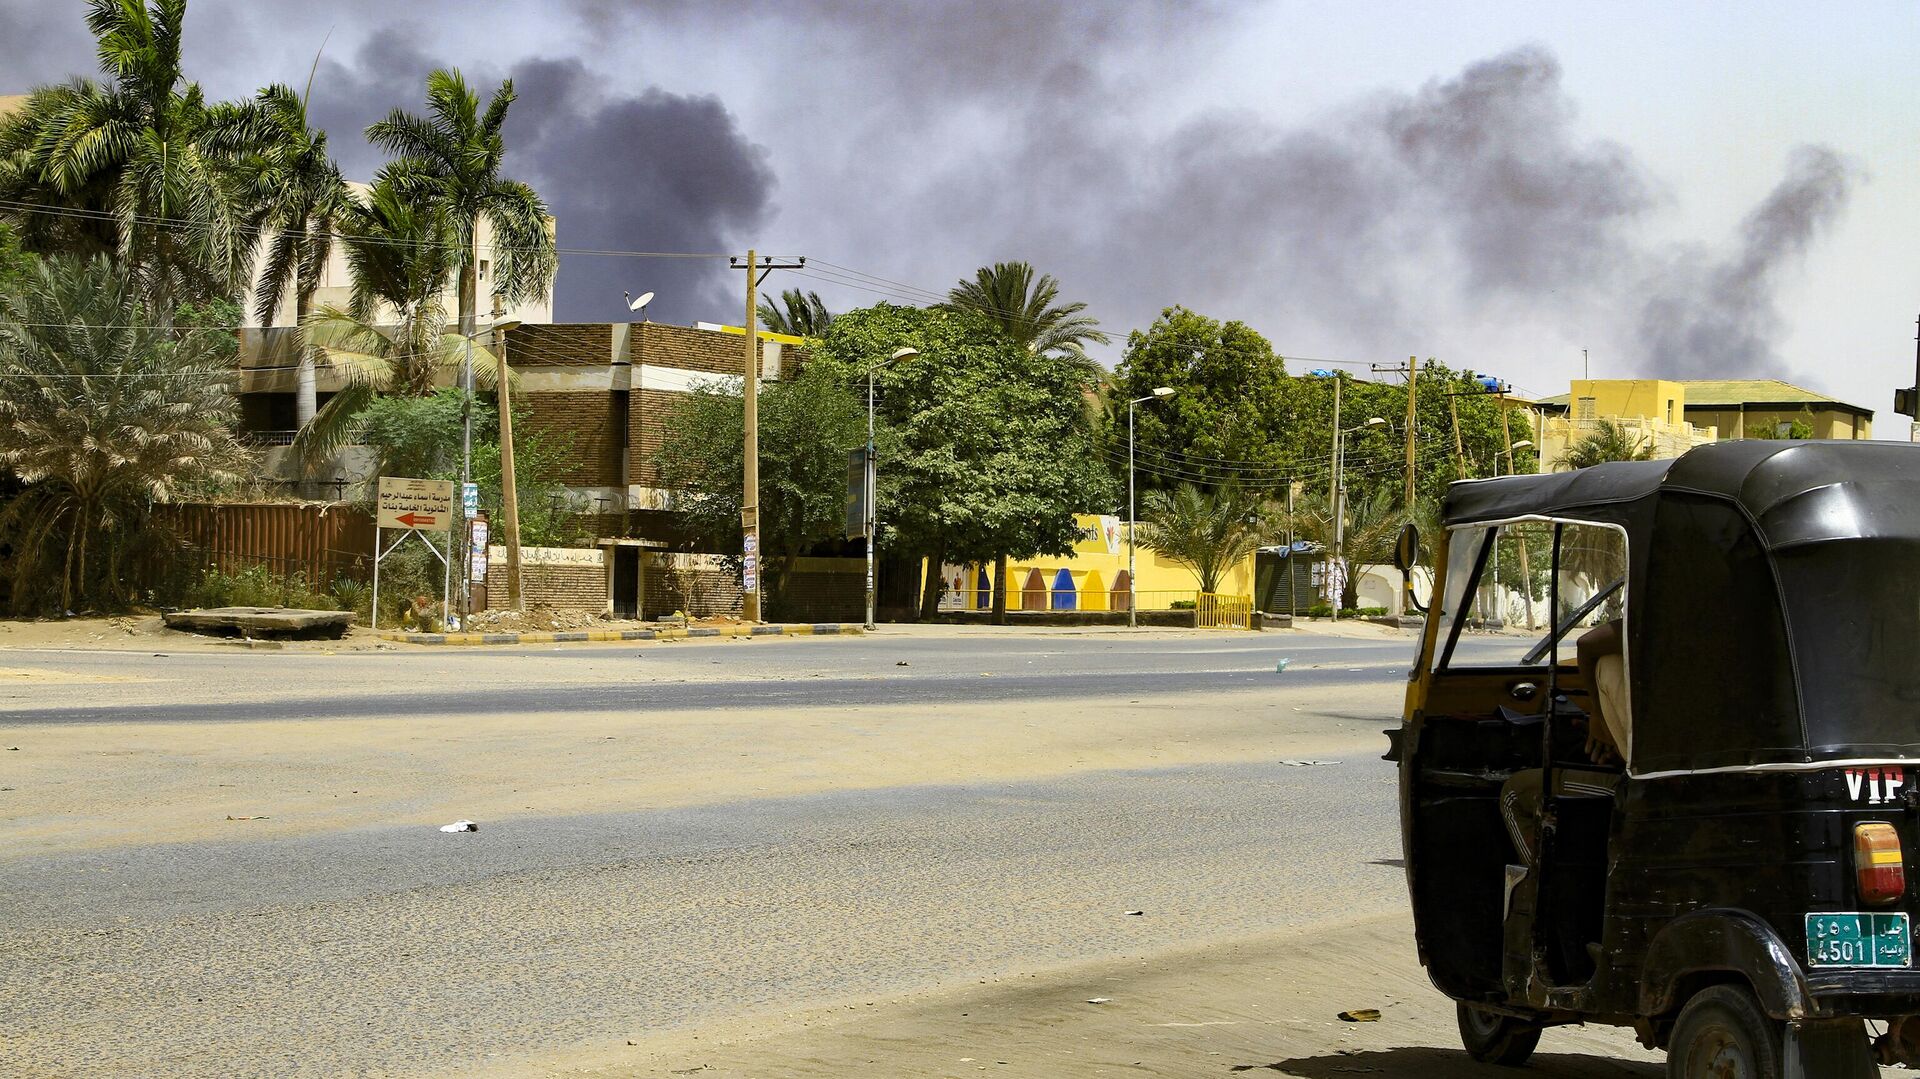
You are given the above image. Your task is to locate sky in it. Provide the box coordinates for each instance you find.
[2,0,1916,427]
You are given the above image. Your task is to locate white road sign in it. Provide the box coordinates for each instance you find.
[377,476,455,532]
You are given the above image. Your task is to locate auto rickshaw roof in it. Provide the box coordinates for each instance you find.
[1443,439,1920,547]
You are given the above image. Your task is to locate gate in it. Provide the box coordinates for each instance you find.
[1195,592,1254,630]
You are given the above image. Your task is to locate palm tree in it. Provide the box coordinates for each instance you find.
[946,261,1109,379]
[1134,482,1267,595]
[0,255,249,612]
[1557,419,1653,471]
[293,180,501,469]
[757,288,833,338]
[366,69,555,341]
[204,82,351,429]
[1281,488,1407,610]
[0,0,250,308]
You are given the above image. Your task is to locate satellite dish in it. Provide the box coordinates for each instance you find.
[626,291,655,313]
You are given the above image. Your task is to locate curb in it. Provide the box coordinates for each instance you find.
[375,623,865,647]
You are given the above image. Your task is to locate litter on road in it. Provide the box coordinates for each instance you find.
[1337,1008,1381,1022]
[439,820,479,833]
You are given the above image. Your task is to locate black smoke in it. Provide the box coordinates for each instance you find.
[1635,146,1854,377]
[300,36,775,327]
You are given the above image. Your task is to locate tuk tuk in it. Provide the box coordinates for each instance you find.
[1393,439,1920,1077]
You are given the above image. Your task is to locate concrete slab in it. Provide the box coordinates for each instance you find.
[163,607,354,639]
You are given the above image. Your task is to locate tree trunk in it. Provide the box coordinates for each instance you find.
[459,239,478,339]
[991,554,1008,626]
[918,540,946,621]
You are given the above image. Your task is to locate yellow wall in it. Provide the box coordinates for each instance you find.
[1688,408,1869,441]
[943,514,1258,611]
[1569,379,1687,424]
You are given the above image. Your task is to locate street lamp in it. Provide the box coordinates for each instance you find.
[1127,386,1176,628]
[866,347,919,630]
[1329,415,1388,621]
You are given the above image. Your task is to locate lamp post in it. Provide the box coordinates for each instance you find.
[1127,386,1176,628]
[1330,414,1388,621]
[866,347,918,630]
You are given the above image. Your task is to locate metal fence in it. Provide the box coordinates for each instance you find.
[954,586,1205,612]
[151,502,375,586]
[1195,592,1255,630]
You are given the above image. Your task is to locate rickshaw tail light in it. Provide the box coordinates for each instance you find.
[1854,823,1906,905]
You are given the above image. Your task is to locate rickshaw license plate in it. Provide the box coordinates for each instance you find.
[1806,913,1911,968]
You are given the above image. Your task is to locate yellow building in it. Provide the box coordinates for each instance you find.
[1535,377,1871,469]
[1536,379,1717,468]
[1677,379,1872,441]
[937,514,1257,612]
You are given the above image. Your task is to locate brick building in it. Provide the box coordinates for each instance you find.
[237,319,861,619]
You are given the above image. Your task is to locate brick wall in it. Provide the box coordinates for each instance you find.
[631,387,698,488]
[642,554,742,619]
[505,324,610,366]
[524,391,625,487]
[484,546,607,610]
[774,558,862,622]
[633,323,762,376]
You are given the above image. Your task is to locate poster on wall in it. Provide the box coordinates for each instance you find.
[1096,515,1121,555]
[937,564,969,610]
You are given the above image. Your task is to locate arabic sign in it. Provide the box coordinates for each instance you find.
[376,477,455,532]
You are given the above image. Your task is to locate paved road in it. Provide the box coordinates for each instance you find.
[0,627,1550,1077]
[0,629,1428,724]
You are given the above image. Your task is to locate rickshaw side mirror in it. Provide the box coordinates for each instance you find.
[1394,522,1430,615]
[1393,523,1420,573]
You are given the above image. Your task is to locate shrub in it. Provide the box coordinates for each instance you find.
[330,577,372,621]
[1306,603,1333,618]
[185,564,338,610]
[1169,599,1196,610]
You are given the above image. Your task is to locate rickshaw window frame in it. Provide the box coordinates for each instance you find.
[1433,514,1631,700]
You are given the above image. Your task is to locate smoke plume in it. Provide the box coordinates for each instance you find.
[1635,146,1855,377]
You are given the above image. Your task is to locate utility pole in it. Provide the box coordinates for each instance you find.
[1404,356,1419,508]
[1447,396,1467,480]
[496,323,523,609]
[1371,356,1420,508]
[1896,315,1920,429]
[742,248,760,623]
[729,251,806,623]
[1328,375,1342,621]
[1498,388,1536,629]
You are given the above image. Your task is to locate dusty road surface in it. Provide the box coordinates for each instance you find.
[4,625,1682,1076]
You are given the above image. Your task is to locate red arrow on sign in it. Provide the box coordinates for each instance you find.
[396,512,436,527]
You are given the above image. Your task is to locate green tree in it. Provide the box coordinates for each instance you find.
[366,69,556,341]
[814,303,1113,621]
[945,261,1109,379]
[205,82,351,429]
[1281,487,1406,610]
[0,222,32,293]
[1135,483,1266,594]
[0,255,249,612]
[652,366,865,616]
[1556,419,1652,470]
[354,389,580,548]
[1110,306,1292,491]
[1745,409,1816,440]
[294,179,498,469]
[0,0,251,307]
[757,288,833,338]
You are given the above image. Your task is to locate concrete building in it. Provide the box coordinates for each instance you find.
[1534,377,1872,469]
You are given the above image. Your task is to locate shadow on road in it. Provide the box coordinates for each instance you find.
[1231,1047,1661,1077]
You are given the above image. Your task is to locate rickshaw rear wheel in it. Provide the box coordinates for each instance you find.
[1667,984,1781,1079]
[1456,1003,1541,1066]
